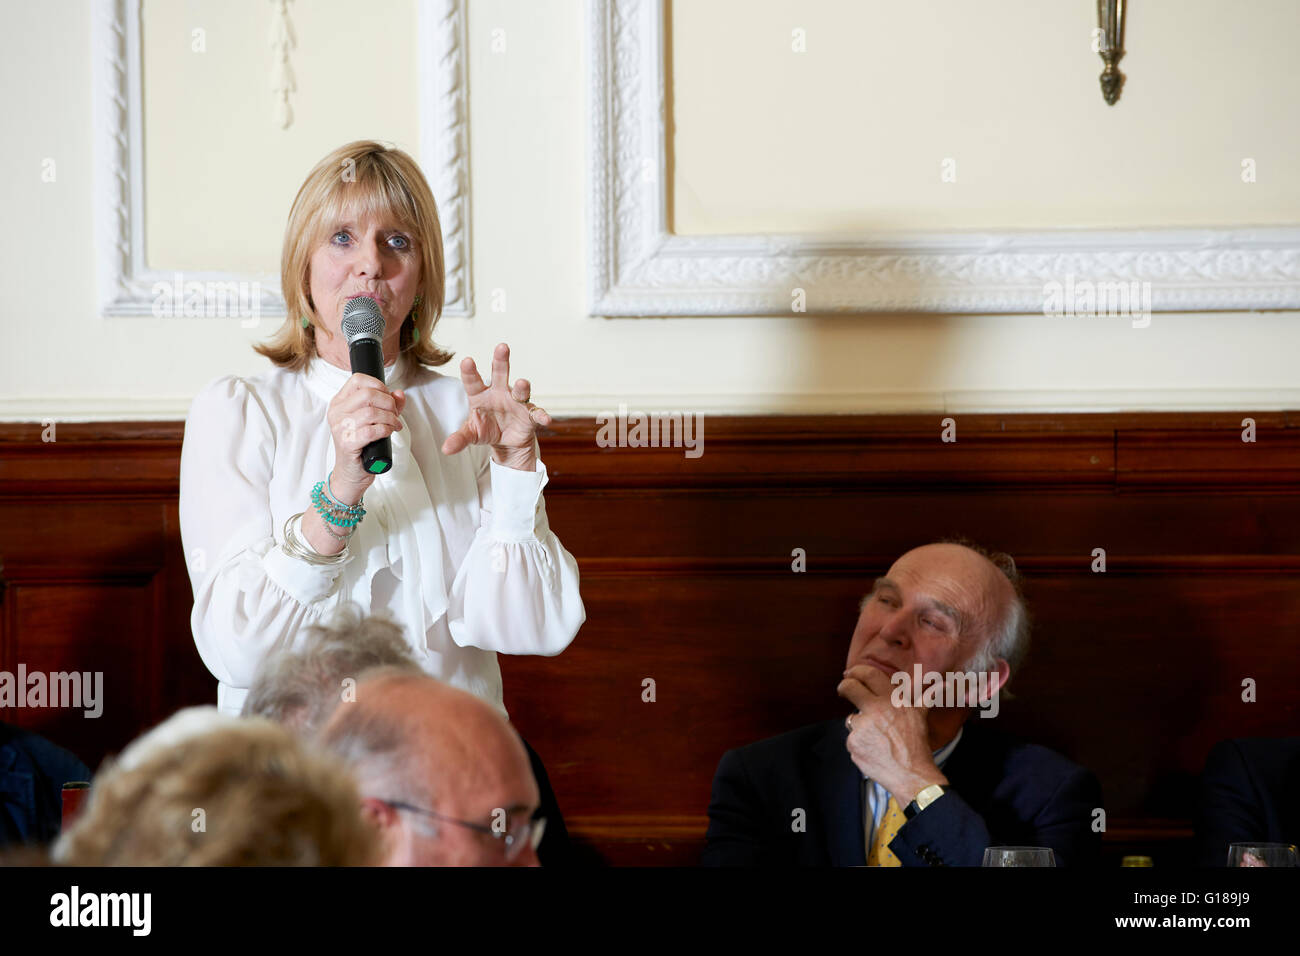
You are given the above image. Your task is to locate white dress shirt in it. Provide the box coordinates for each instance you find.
[863,726,964,853]
[178,351,585,717]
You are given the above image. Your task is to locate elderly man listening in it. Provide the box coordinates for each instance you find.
[703,540,1103,867]
[320,670,546,866]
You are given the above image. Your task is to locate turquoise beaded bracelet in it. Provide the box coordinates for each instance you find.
[311,484,360,527]
[324,470,364,514]
[311,476,365,529]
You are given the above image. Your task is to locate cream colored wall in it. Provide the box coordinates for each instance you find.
[672,0,1300,232]
[143,0,420,272]
[1,0,1297,420]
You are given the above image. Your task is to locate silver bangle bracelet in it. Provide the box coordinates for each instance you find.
[282,512,350,566]
[320,516,357,542]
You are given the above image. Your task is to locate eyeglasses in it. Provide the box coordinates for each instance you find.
[376,799,546,863]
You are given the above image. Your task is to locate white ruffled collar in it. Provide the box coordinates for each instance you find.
[304,350,408,404]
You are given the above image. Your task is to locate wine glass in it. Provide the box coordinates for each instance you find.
[982,846,1056,867]
[1227,843,1297,867]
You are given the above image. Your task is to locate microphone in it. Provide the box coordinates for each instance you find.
[341,296,393,476]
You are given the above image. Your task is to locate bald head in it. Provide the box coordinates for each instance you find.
[891,543,1017,649]
[319,672,540,866]
[349,672,530,801]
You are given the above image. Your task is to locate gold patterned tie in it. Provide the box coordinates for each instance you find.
[867,796,905,866]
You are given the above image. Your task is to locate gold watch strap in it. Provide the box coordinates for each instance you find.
[913,784,947,812]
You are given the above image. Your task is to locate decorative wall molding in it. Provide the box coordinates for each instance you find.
[92,0,473,318]
[419,0,474,315]
[587,0,1300,317]
[268,0,296,130]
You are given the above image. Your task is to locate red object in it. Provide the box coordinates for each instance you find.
[61,782,91,829]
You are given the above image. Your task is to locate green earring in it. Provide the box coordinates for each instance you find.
[301,315,310,329]
[409,294,422,346]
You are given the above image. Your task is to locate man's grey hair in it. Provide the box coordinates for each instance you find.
[316,669,440,837]
[937,537,1031,681]
[241,603,424,735]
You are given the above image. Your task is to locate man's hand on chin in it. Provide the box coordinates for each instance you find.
[837,664,948,805]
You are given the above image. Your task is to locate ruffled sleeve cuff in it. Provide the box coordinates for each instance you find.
[259,514,351,605]
[487,457,548,542]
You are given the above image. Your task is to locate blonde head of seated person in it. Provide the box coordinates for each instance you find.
[53,708,377,866]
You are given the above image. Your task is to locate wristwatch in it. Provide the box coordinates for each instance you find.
[904,784,948,819]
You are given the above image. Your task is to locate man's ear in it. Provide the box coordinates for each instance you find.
[982,659,1011,703]
[359,797,400,832]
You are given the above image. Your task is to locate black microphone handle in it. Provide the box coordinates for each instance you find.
[348,338,393,476]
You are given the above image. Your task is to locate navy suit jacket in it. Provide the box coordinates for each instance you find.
[702,717,1102,867]
[0,723,91,849]
[1196,737,1300,867]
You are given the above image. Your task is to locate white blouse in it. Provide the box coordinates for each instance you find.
[178,351,585,718]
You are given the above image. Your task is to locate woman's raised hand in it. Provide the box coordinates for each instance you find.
[327,375,407,502]
[442,343,551,471]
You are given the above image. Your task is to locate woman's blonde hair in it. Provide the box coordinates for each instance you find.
[256,140,453,371]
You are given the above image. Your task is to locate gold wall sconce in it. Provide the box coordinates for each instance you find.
[1097,0,1126,105]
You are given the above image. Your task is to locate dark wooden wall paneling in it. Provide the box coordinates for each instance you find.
[2,412,1297,866]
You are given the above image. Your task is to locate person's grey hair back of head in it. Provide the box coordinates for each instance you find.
[241,603,424,736]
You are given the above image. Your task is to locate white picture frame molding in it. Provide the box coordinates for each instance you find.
[93,0,473,318]
[587,0,1300,317]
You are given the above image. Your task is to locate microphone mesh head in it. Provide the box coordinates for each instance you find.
[341,296,386,343]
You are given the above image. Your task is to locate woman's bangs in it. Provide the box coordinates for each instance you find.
[311,162,420,245]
